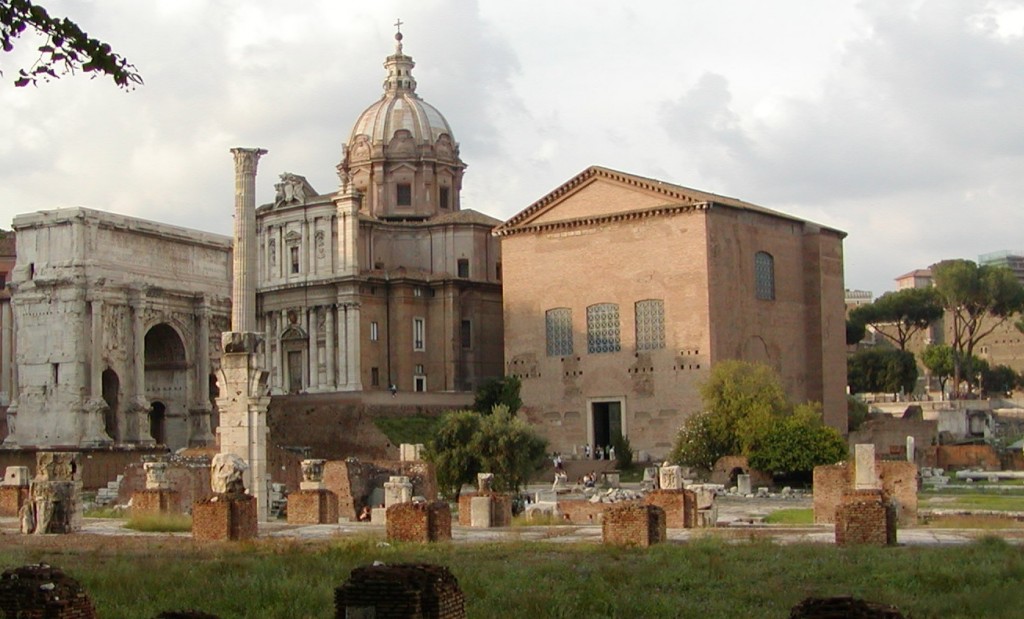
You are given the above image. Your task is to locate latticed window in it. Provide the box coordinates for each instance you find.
[755,251,775,300]
[587,303,621,354]
[545,308,573,356]
[635,299,665,351]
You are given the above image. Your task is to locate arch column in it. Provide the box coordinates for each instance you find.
[189,299,215,446]
[80,297,113,446]
[129,289,154,445]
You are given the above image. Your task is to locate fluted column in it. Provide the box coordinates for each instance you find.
[230,147,267,333]
[129,289,153,444]
[307,307,318,391]
[345,303,362,390]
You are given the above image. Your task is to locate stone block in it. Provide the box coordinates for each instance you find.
[736,473,752,495]
[470,496,493,528]
[384,475,413,507]
[659,465,682,490]
[602,504,667,547]
[287,489,338,525]
[855,444,878,490]
[192,494,258,541]
[643,489,696,528]
[36,452,81,482]
[386,501,452,543]
[132,489,180,515]
[457,492,513,527]
[399,443,425,462]
[371,507,388,525]
[23,480,82,534]
[335,563,466,619]
[3,466,29,486]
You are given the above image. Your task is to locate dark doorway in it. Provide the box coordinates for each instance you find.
[150,401,166,445]
[101,369,120,441]
[591,400,622,451]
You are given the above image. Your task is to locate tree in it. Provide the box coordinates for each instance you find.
[920,344,955,396]
[932,260,1024,395]
[848,288,943,351]
[980,363,1019,397]
[847,395,869,432]
[472,376,522,416]
[747,404,847,479]
[847,348,918,396]
[846,318,867,346]
[669,410,727,472]
[472,405,548,494]
[1,0,141,88]
[424,410,481,501]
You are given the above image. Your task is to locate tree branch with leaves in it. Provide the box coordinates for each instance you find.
[1,0,141,88]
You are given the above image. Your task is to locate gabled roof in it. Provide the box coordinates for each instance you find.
[494,165,844,237]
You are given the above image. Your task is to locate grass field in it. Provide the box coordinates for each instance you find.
[920,492,1024,512]
[1,536,1023,618]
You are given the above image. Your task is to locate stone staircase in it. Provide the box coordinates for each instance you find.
[94,475,123,506]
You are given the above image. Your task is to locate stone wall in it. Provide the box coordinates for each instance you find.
[923,444,1000,470]
[602,503,666,547]
[642,489,696,528]
[0,447,168,491]
[386,501,452,543]
[812,465,848,525]
[835,489,896,547]
[335,563,466,619]
[323,459,436,521]
[131,489,179,515]
[814,461,917,526]
[557,499,621,524]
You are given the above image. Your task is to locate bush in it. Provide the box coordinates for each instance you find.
[611,433,633,469]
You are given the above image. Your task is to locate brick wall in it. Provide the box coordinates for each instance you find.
[457,492,512,527]
[386,501,452,543]
[642,489,696,528]
[812,465,849,524]
[710,456,773,488]
[557,499,622,524]
[0,447,168,491]
[335,563,466,619]
[287,489,339,525]
[0,564,96,619]
[602,504,666,547]
[878,461,918,524]
[131,489,179,515]
[324,459,437,520]
[119,456,213,512]
[925,444,1001,470]
[0,485,28,517]
[192,494,258,541]
[835,489,896,547]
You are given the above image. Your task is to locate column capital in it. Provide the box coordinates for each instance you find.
[231,147,268,175]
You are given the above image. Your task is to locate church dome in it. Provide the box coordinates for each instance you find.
[348,32,456,147]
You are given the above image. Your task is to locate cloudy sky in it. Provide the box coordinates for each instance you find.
[2,0,1023,295]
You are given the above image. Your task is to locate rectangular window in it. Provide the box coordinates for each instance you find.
[545,308,573,356]
[457,258,469,278]
[415,364,424,374]
[587,303,621,353]
[461,320,472,349]
[413,317,425,351]
[635,299,666,351]
[439,186,450,209]
[290,246,300,274]
[370,321,379,342]
[397,183,412,206]
[371,367,380,387]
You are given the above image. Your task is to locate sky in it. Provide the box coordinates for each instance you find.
[2,0,1024,296]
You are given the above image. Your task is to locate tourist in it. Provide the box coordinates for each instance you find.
[358,505,371,522]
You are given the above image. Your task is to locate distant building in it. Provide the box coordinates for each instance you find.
[979,250,1024,286]
[845,289,872,312]
[894,269,932,290]
[497,166,847,459]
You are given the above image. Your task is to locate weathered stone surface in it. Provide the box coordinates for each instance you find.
[335,563,466,619]
[132,489,180,515]
[602,503,666,547]
[659,465,682,490]
[0,563,96,619]
[386,501,452,543]
[192,494,258,541]
[286,489,338,525]
[3,466,29,486]
[855,444,878,490]
[144,461,171,490]
[384,475,413,508]
[469,496,493,528]
[210,453,248,495]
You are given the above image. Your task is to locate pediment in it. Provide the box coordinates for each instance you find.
[496,166,712,234]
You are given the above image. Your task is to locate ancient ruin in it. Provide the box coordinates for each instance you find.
[192,453,258,541]
[20,452,82,535]
[335,563,466,619]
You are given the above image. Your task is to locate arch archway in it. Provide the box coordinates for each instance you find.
[144,323,188,448]
[101,369,120,441]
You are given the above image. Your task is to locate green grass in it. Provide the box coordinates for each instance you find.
[373,415,444,446]
[124,512,193,532]
[920,493,1024,512]
[763,508,814,525]
[2,537,1024,618]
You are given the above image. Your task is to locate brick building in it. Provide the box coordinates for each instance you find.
[496,166,847,458]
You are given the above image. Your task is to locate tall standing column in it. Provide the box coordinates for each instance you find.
[129,289,154,445]
[230,147,266,333]
[307,307,318,391]
[1,299,11,403]
[80,297,112,446]
[345,303,363,390]
[2,296,17,447]
[326,304,336,390]
[336,303,348,389]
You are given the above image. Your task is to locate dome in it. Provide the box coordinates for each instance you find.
[348,33,455,147]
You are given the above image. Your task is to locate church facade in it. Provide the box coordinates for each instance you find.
[254,31,504,396]
[496,167,847,459]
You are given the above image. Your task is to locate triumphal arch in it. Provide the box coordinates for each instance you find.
[2,208,231,450]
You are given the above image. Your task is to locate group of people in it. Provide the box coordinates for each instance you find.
[582,444,616,461]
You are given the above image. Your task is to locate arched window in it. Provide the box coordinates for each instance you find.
[635,299,665,351]
[545,308,573,356]
[587,303,621,353]
[755,251,775,300]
